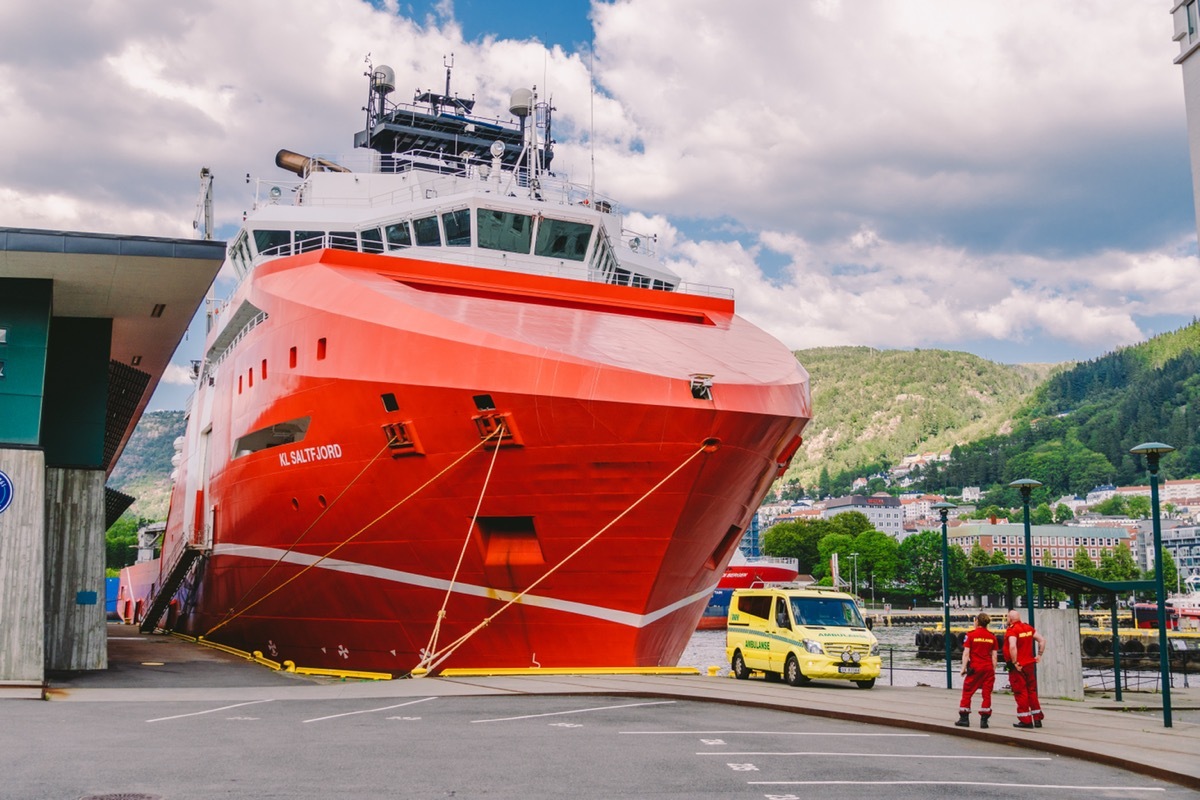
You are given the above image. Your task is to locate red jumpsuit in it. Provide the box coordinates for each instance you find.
[1006,620,1044,724]
[958,627,998,720]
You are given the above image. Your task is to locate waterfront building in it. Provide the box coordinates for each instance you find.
[822,493,904,539]
[948,523,1129,570]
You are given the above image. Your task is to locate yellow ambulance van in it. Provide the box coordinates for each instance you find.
[726,586,881,689]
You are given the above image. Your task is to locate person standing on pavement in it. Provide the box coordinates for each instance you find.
[1005,608,1046,729]
[955,612,999,728]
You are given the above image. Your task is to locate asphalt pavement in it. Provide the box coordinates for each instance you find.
[2,624,1196,798]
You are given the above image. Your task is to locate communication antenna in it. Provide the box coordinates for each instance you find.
[192,167,213,240]
[588,48,595,204]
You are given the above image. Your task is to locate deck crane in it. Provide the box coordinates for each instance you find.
[192,167,213,240]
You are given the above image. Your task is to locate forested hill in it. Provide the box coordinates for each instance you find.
[915,320,1200,504]
[785,347,1058,488]
[108,409,185,521]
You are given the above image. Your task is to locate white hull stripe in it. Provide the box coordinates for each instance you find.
[212,543,718,628]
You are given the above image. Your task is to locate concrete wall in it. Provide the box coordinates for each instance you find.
[0,448,45,685]
[1033,608,1083,701]
[43,467,106,671]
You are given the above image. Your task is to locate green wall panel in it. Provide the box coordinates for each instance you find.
[0,279,51,446]
[42,317,111,468]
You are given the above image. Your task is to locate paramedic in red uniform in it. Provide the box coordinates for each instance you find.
[955,612,999,728]
[1005,608,1046,729]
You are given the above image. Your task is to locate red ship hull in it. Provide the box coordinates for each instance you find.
[136,249,810,673]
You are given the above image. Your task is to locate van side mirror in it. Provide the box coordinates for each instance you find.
[865,617,874,630]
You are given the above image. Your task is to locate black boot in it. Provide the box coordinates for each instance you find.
[1033,718,1042,728]
[980,716,989,729]
[955,712,970,727]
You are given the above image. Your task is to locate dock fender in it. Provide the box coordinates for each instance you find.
[1081,636,1100,657]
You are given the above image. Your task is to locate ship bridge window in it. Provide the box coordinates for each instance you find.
[385,222,412,249]
[329,231,358,251]
[296,231,324,253]
[232,416,311,459]
[477,209,533,254]
[534,218,592,261]
[413,216,442,247]
[229,232,252,278]
[361,227,385,254]
[442,209,471,246]
[252,229,292,257]
[589,231,618,283]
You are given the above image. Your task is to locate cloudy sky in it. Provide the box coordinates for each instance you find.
[1,0,1196,410]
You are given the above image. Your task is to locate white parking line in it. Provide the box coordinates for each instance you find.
[621,730,928,737]
[147,699,274,723]
[302,696,437,723]
[750,781,1165,791]
[472,700,676,723]
[701,751,1050,761]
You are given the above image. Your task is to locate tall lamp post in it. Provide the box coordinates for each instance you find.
[1130,441,1175,728]
[932,501,957,690]
[849,553,859,600]
[1009,478,1043,628]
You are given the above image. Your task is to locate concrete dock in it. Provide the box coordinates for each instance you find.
[6,625,1199,798]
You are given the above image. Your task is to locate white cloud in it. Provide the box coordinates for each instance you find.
[0,0,1194,366]
[161,362,196,386]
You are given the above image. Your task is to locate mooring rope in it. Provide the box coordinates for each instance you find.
[205,425,506,637]
[413,438,716,676]
[421,421,506,666]
[209,439,394,633]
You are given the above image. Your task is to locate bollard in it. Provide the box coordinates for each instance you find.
[707,665,720,677]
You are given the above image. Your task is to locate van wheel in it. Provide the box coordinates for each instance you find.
[731,651,749,680]
[785,654,807,687]
[854,678,876,689]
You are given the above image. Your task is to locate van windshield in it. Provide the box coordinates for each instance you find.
[789,597,865,628]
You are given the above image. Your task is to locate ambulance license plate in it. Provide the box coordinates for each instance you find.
[837,665,860,674]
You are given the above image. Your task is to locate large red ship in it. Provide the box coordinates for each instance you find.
[123,62,811,674]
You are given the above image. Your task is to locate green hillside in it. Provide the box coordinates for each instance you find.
[107,409,184,521]
[916,320,1200,503]
[785,347,1059,488]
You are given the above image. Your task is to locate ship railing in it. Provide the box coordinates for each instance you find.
[209,310,269,368]
[252,232,733,300]
[254,151,625,217]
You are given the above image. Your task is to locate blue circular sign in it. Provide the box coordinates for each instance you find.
[0,469,12,515]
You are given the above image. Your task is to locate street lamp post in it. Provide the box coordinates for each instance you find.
[1131,442,1176,729]
[932,501,957,690]
[1009,479,1043,628]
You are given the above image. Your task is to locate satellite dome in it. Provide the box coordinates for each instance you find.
[509,88,534,118]
[373,65,396,95]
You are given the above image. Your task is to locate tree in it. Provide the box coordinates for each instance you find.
[105,514,141,571]
[1030,502,1053,525]
[818,467,832,499]
[1099,543,1140,583]
[1091,495,1126,516]
[1053,503,1074,524]
[897,530,943,600]
[1073,547,1098,579]
[828,511,873,538]
[948,543,970,598]
[762,519,828,575]
[1125,495,1151,519]
[817,533,855,584]
[1148,547,1180,594]
[966,543,1001,604]
[852,529,901,590]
